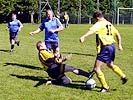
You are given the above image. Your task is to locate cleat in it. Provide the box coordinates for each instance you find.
[10,49,13,54]
[121,77,128,84]
[46,80,52,86]
[17,41,20,46]
[88,71,95,79]
[100,87,110,92]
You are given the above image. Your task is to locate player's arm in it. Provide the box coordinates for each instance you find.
[80,30,94,43]
[5,26,9,31]
[30,22,45,35]
[115,32,123,51]
[6,22,10,31]
[18,21,23,31]
[29,28,41,35]
[50,25,64,33]
[68,15,69,21]
[50,19,64,33]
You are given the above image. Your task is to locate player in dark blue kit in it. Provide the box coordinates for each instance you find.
[36,41,94,85]
[30,9,64,58]
[7,13,23,53]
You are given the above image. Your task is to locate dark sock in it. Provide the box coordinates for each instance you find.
[11,45,14,50]
[15,41,20,46]
[15,41,17,44]
[78,69,90,78]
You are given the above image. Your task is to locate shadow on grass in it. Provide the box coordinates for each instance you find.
[0,49,10,53]
[62,51,95,57]
[10,74,101,91]
[10,74,48,87]
[4,63,43,70]
[10,74,87,89]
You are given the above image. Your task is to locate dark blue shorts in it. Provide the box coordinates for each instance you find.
[45,41,59,53]
[64,19,68,24]
[96,44,116,64]
[47,64,65,79]
[10,32,18,40]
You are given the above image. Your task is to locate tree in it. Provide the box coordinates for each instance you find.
[15,0,39,23]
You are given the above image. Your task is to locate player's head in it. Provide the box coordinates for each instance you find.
[93,11,104,21]
[11,13,17,20]
[36,41,47,51]
[46,9,53,20]
[65,12,67,15]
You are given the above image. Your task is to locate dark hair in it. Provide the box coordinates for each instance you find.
[36,41,42,50]
[93,12,103,19]
[10,11,17,15]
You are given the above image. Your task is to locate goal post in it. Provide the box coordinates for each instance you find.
[117,7,133,25]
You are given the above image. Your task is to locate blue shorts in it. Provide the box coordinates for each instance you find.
[47,64,65,79]
[45,41,59,53]
[96,44,116,64]
[10,32,18,40]
[64,19,68,24]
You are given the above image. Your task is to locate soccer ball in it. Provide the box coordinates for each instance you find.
[85,79,96,89]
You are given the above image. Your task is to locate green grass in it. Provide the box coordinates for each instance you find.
[0,24,133,100]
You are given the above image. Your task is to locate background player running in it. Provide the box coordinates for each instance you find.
[63,12,69,28]
[80,12,128,92]
[36,41,93,85]
[7,12,23,53]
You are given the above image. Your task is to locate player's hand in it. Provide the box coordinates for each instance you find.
[80,36,85,43]
[29,32,34,35]
[18,28,21,31]
[5,28,8,31]
[118,45,123,51]
[49,30,55,33]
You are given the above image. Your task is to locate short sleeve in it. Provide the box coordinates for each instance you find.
[18,20,23,27]
[39,21,45,31]
[89,22,101,33]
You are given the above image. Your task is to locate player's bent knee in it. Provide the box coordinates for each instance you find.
[62,76,72,85]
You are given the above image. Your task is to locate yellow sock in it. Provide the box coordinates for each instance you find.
[97,72,108,88]
[112,65,125,78]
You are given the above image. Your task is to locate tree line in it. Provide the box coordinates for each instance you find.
[0,0,132,23]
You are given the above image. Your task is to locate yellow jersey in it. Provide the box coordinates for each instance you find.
[64,15,69,20]
[89,19,118,53]
[39,50,58,71]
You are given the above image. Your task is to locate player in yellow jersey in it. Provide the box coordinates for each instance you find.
[64,12,69,28]
[37,41,94,85]
[80,12,128,92]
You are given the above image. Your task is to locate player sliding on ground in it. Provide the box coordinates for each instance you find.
[80,12,128,92]
[36,41,94,85]
[7,12,23,53]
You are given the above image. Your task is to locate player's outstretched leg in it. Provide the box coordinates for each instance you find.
[107,62,128,84]
[64,65,95,79]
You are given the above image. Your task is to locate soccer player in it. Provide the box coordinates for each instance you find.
[63,12,69,28]
[80,12,128,92]
[7,12,23,53]
[36,41,93,85]
[30,9,64,58]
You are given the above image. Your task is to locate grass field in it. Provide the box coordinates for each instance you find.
[0,24,133,100]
